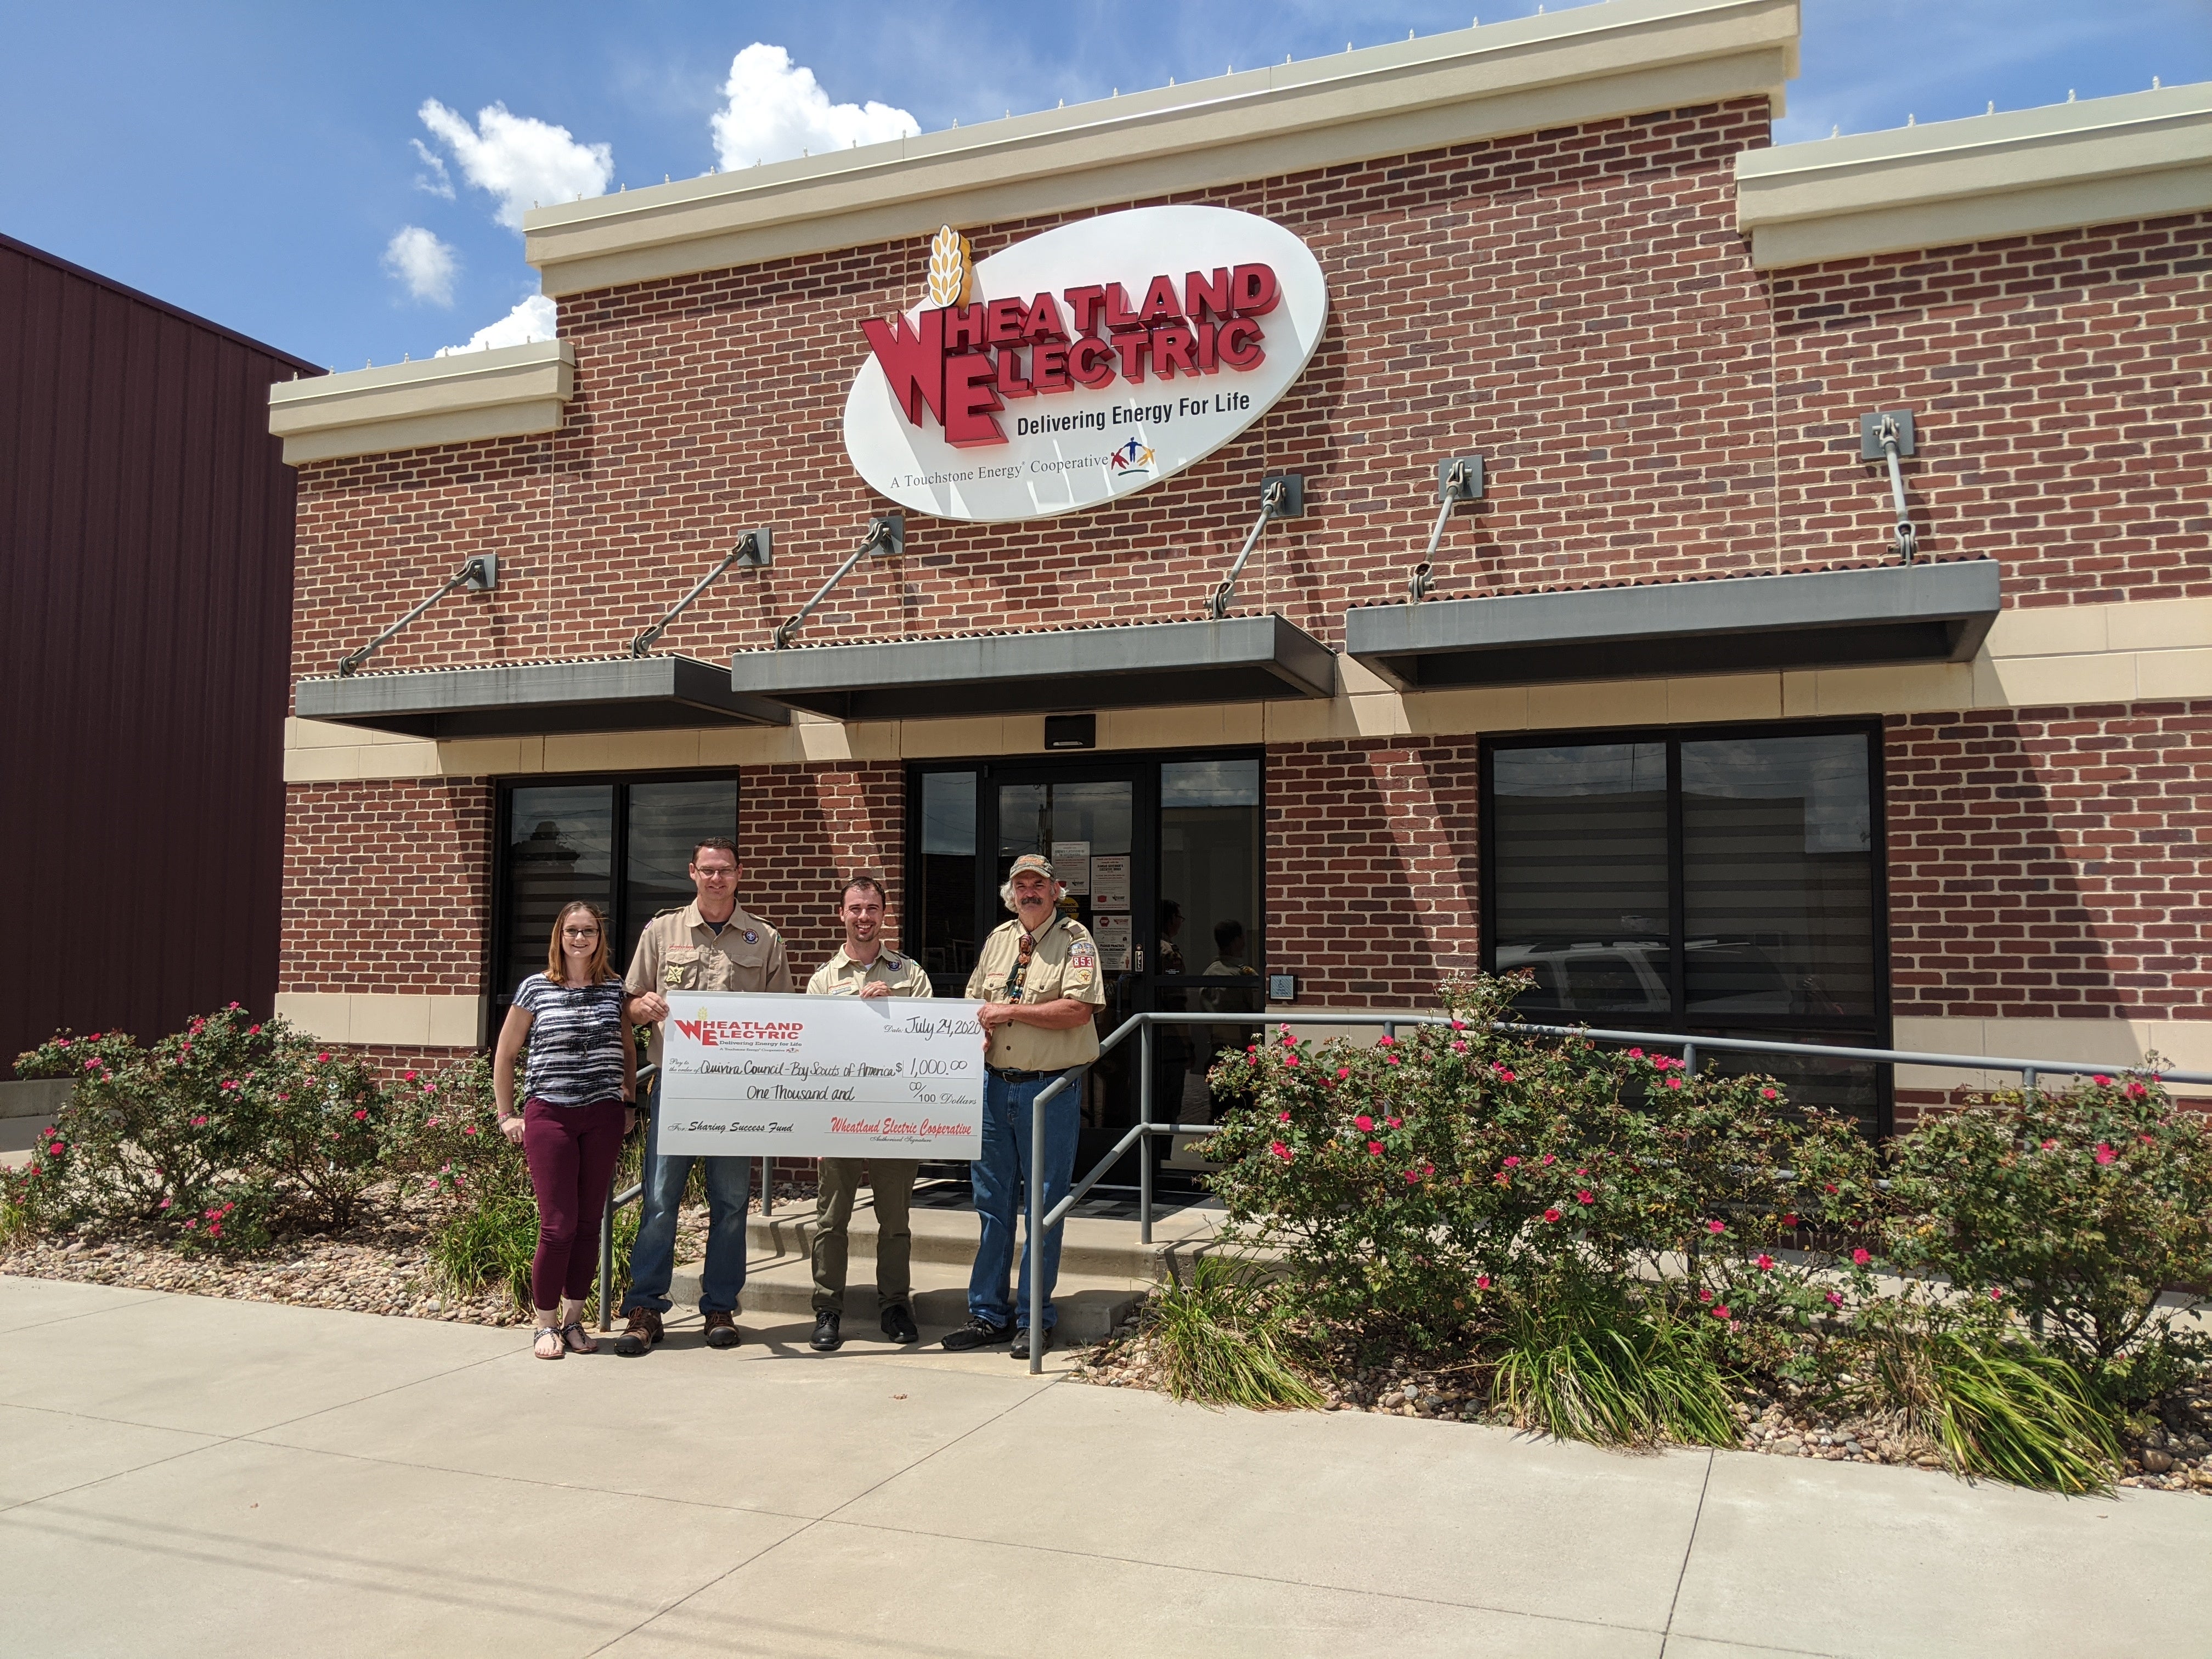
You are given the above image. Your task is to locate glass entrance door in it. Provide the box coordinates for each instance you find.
[904,752,1267,1196]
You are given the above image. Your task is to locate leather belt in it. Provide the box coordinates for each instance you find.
[986,1065,1057,1082]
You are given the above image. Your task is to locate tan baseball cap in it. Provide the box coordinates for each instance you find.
[1007,853,1057,881]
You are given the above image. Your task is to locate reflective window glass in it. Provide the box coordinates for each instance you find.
[504,786,614,996]
[916,771,979,983]
[624,780,737,970]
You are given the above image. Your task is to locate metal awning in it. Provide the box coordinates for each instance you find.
[1344,560,2001,691]
[730,614,1336,720]
[295,655,792,738]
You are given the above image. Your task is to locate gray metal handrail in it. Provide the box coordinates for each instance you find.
[1018,1009,2212,1372]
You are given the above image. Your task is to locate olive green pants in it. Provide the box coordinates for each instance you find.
[811,1158,919,1313]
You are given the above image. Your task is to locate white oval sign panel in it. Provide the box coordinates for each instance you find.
[842,205,1329,522]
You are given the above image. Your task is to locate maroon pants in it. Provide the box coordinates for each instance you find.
[521,1097,627,1310]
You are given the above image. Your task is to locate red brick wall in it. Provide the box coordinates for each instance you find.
[1772,213,2212,604]
[740,760,906,982]
[281,778,493,996]
[1887,701,2212,1024]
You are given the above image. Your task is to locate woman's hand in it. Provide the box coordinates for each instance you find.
[498,1114,526,1147]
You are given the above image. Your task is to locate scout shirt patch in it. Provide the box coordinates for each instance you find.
[1065,939,1098,989]
[665,946,699,987]
[744,931,758,944]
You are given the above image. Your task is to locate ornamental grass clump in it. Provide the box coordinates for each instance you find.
[1142,1254,1324,1410]
[1883,1070,2212,1405]
[1490,1276,1737,1450]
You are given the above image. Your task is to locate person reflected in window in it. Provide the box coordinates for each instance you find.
[492,902,636,1362]
[1200,919,1262,1101]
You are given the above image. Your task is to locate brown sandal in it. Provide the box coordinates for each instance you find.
[561,1321,598,1355]
[533,1327,565,1360]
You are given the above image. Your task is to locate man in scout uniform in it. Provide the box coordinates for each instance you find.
[942,853,1107,1359]
[803,874,933,1352]
[615,836,792,1356]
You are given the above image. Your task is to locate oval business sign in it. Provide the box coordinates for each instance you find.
[842,205,1329,523]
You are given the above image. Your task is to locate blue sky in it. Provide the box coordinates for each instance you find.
[4,1,2205,370]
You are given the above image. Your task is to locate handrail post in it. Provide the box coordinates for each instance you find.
[1139,1018,1154,1246]
[1028,1085,1048,1376]
[2021,1067,2038,1102]
[760,1156,773,1216]
[1682,1040,1697,1079]
[597,1193,615,1331]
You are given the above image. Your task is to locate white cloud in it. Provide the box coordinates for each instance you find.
[409,138,454,199]
[709,43,916,170]
[436,294,558,356]
[381,225,459,307]
[417,99,613,229]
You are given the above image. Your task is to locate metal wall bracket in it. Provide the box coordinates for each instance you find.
[773,514,902,650]
[1860,410,1920,563]
[1409,455,1486,600]
[1207,476,1302,619]
[631,528,772,657]
[337,554,496,676]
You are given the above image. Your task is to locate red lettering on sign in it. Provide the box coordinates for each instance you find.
[860,309,945,426]
[944,304,988,351]
[944,353,1008,446]
[1230,264,1279,317]
[985,298,1028,345]
[1063,284,1107,335]
[1137,274,1182,323]
[1032,341,1072,393]
[1020,294,1066,342]
[1193,320,1220,373]
[994,346,1035,398]
[1113,331,1150,382]
[1152,325,1198,378]
[1218,317,1265,369]
[1102,282,1140,330]
[1184,268,1233,320]
[1070,338,1118,387]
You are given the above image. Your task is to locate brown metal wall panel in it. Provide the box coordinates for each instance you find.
[1,234,317,1062]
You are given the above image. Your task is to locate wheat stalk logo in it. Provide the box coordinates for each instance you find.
[926,225,973,308]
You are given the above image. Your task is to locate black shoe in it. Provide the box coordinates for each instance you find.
[702,1309,742,1349]
[940,1316,1012,1351]
[811,1309,844,1351]
[1011,1325,1053,1360]
[615,1307,663,1357]
[881,1304,919,1345]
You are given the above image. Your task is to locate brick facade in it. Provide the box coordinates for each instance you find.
[279,87,2212,1091]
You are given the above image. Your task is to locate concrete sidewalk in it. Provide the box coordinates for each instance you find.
[0,1275,2201,1658]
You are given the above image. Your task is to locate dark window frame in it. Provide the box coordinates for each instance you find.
[489,768,741,1024]
[1479,719,1891,1136]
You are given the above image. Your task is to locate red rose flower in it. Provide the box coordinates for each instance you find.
[1852,1248,1871,1266]
[1543,1207,1562,1223]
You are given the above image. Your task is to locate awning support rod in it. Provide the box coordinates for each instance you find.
[1860,409,1919,564]
[337,555,495,676]
[631,529,770,657]
[1206,475,1302,619]
[772,514,902,650]
[1408,455,1485,601]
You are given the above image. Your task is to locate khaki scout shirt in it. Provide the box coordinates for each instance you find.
[963,915,1108,1072]
[805,945,934,1000]
[627,900,793,1065]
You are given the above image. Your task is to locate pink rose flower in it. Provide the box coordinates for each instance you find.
[2094,1143,2115,1166]
[1356,1115,1374,1131]
[1706,1220,1726,1235]
[1852,1248,1871,1266]
[1756,1254,1775,1271]
[1475,1274,1491,1290]
[1368,1141,1385,1156]
[1543,1207,1562,1223]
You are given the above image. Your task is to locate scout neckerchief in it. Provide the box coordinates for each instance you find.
[1002,915,1063,1002]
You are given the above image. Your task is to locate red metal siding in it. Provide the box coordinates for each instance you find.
[0,233,317,1060]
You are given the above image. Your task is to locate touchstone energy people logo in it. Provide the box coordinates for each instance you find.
[843,205,1328,522]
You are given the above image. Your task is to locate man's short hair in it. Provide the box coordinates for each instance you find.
[1214,918,1245,952]
[838,874,887,907]
[692,836,739,865]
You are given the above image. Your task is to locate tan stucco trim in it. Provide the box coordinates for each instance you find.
[272,993,485,1049]
[267,340,575,464]
[1891,1018,2212,1094]
[1736,82,2212,269]
[523,0,1797,296]
[281,595,2212,783]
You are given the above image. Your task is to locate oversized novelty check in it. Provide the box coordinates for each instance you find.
[655,992,984,1158]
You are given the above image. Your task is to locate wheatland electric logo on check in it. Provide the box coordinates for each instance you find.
[842,204,1328,522]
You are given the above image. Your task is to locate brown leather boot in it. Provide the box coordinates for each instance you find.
[615,1307,663,1357]
[702,1308,742,1350]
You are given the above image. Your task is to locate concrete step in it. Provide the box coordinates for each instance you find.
[670,1189,1229,1345]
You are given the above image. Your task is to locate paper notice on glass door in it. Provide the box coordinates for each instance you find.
[1090,855,1130,911]
[1050,840,1091,894]
[1091,910,1131,970]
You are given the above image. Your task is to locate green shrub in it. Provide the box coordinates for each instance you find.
[1142,1255,1324,1410]
[1490,1278,1737,1450]
[1200,972,1880,1352]
[1883,1071,2212,1398]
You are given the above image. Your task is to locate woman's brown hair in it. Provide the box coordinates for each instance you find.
[545,902,615,985]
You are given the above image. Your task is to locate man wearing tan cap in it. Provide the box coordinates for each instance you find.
[941,853,1106,1358]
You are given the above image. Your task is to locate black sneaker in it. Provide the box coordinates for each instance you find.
[1011,1325,1053,1360]
[811,1309,844,1351]
[615,1307,663,1357]
[940,1316,1012,1351]
[881,1304,919,1345]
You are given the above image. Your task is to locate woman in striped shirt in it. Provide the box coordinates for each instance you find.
[494,901,637,1360]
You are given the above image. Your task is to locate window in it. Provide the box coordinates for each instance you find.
[1484,726,1887,1133]
[494,774,738,1005]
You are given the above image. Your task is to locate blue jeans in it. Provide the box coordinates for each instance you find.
[968,1068,1084,1331]
[622,1091,752,1317]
